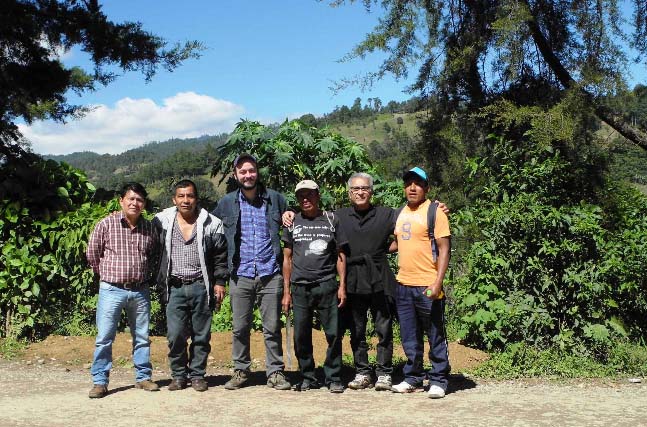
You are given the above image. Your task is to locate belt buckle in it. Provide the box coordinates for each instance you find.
[123,282,133,290]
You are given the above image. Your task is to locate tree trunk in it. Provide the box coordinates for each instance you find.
[523,1,647,151]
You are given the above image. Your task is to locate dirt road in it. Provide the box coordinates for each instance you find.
[0,332,645,426]
[1,361,645,426]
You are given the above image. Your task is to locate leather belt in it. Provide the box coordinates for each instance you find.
[169,276,200,287]
[109,281,147,290]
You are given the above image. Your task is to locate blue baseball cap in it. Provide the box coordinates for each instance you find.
[403,167,428,184]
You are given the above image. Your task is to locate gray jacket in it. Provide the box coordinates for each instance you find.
[154,206,228,303]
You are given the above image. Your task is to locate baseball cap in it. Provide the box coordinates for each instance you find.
[402,166,428,184]
[295,180,319,193]
[232,153,257,168]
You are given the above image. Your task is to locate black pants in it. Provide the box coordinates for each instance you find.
[291,278,342,384]
[166,281,212,379]
[343,291,393,376]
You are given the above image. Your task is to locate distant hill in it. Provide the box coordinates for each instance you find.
[45,94,647,204]
[45,133,229,192]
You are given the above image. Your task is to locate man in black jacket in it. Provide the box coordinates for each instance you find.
[212,154,291,391]
[336,172,398,391]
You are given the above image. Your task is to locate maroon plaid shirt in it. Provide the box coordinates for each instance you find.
[86,212,159,284]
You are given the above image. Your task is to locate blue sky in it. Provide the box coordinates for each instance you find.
[19,1,647,155]
[22,1,417,155]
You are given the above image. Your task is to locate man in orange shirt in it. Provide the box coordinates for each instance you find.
[391,167,451,398]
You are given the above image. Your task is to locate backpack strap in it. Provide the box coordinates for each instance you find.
[427,201,439,263]
[324,210,335,232]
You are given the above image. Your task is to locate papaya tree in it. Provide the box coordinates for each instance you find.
[211,119,378,208]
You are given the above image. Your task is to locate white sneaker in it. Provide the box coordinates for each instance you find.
[427,384,446,399]
[375,375,392,391]
[391,381,417,393]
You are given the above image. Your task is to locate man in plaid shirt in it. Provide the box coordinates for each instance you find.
[86,182,160,399]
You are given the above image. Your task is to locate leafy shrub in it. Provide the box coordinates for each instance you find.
[1,155,99,338]
[0,337,28,359]
[212,295,233,332]
[452,136,647,357]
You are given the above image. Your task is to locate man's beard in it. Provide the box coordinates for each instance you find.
[237,179,257,190]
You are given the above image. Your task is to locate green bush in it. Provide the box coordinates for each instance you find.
[1,155,100,338]
[452,136,647,357]
[0,337,28,359]
[212,294,233,332]
[211,119,377,209]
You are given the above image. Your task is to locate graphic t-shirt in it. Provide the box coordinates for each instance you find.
[395,199,450,286]
[282,211,348,284]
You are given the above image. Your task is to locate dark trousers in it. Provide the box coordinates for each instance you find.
[291,278,342,384]
[343,291,393,376]
[396,283,450,389]
[166,280,212,380]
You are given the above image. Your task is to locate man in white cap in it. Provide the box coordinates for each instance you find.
[281,180,348,393]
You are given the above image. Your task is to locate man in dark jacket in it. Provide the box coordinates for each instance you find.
[336,172,399,391]
[154,179,228,392]
[212,154,291,390]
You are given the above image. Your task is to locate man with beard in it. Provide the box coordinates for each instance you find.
[212,153,291,390]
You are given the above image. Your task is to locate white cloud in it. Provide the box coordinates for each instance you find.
[20,92,245,155]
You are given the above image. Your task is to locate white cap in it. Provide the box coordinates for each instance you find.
[295,180,319,193]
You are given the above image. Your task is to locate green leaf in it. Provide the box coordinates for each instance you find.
[57,187,69,198]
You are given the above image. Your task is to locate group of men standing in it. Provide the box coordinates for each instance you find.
[85,153,451,399]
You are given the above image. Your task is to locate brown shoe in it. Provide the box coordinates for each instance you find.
[191,378,208,392]
[135,379,160,392]
[89,384,107,399]
[168,378,188,391]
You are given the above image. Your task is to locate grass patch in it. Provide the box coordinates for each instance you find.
[329,113,421,147]
[0,338,28,360]
[467,342,647,379]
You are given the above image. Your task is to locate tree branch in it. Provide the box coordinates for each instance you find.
[523,1,647,150]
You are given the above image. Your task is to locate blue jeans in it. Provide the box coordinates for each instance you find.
[166,280,212,380]
[91,282,152,385]
[396,283,450,389]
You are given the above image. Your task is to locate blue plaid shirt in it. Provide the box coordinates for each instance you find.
[237,191,279,278]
